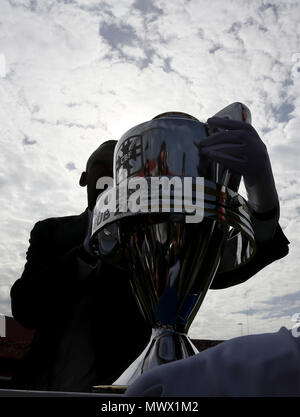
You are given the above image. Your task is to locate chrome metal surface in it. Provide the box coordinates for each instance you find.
[114,328,199,386]
[119,218,226,332]
[113,114,241,191]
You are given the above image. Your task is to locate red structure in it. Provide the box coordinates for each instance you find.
[0,316,35,388]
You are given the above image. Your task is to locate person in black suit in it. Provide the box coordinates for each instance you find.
[10,140,152,392]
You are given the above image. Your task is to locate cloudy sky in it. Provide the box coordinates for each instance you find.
[0,0,299,340]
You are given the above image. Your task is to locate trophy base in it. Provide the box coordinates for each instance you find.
[112,328,198,387]
[91,385,128,395]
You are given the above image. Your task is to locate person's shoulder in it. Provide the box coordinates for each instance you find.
[207,327,297,365]
[32,210,88,233]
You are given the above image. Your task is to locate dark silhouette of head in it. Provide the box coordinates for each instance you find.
[79,140,117,210]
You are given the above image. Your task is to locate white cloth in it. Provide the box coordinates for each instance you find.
[125,327,300,397]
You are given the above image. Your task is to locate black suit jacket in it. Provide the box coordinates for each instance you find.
[10,210,151,391]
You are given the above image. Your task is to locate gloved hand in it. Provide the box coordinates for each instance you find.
[199,117,279,240]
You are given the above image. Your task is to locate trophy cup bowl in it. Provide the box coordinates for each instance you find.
[90,112,256,392]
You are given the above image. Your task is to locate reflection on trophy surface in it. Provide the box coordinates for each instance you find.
[91,106,256,389]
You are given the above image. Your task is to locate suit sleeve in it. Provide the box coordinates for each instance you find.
[210,220,290,290]
[10,221,87,330]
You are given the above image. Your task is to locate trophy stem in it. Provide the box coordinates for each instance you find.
[113,327,198,386]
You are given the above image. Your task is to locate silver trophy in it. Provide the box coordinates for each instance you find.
[91,103,256,391]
